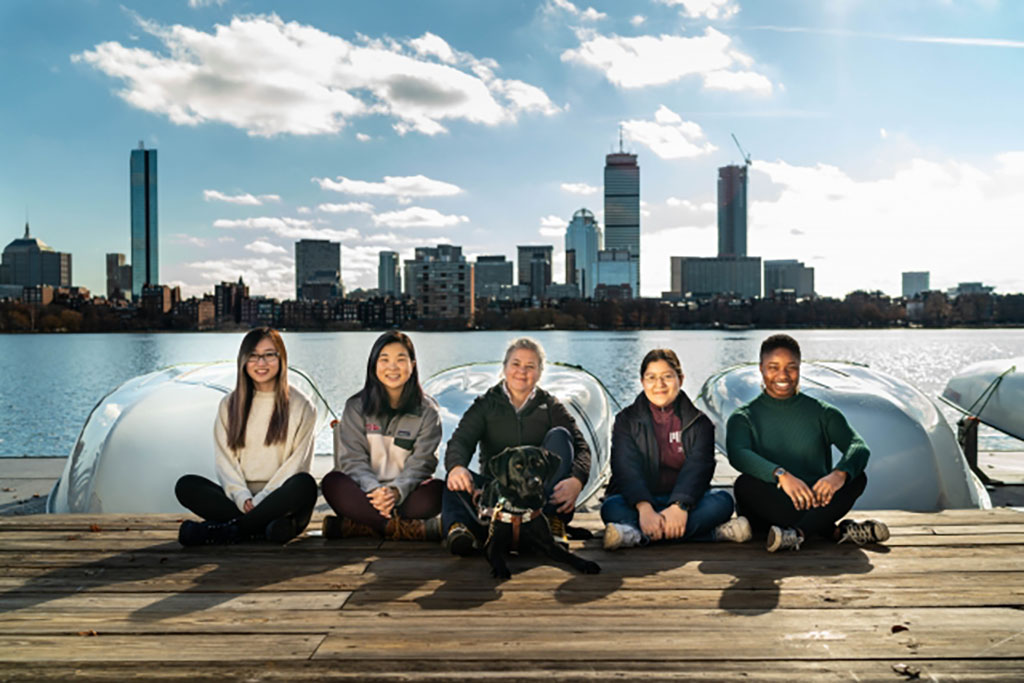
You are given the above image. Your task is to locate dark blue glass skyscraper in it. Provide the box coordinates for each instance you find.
[130,142,158,298]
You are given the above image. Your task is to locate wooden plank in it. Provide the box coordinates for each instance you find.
[1,658,1023,682]
[0,590,351,612]
[0,634,325,663]
[312,607,1024,661]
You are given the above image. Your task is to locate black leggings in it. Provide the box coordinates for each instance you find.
[174,472,318,538]
[734,472,867,540]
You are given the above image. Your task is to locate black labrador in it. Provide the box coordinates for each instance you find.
[481,446,601,580]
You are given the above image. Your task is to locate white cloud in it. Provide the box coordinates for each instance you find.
[296,206,312,214]
[170,233,209,247]
[548,0,607,21]
[213,216,360,242]
[184,256,295,301]
[72,14,560,138]
[880,128,888,139]
[746,154,1024,296]
[188,0,226,8]
[317,202,375,214]
[622,105,717,159]
[372,207,469,229]
[356,132,371,142]
[203,189,281,205]
[631,15,646,26]
[539,214,566,238]
[244,240,288,255]
[561,181,599,195]
[313,174,462,201]
[561,27,772,92]
[659,0,740,20]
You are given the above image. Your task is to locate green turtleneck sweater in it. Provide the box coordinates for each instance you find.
[726,392,870,485]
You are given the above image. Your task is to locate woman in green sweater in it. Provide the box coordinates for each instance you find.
[726,334,889,552]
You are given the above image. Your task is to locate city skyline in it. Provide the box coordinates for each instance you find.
[2,1,1023,301]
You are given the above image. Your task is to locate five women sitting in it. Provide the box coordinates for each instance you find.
[175,329,889,553]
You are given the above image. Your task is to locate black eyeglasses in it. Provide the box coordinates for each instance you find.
[247,351,280,364]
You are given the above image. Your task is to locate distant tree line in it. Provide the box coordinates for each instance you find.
[2,290,1023,333]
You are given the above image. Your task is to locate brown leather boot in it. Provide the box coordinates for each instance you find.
[322,514,379,539]
[384,515,442,541]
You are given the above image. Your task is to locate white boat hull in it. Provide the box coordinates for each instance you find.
[941,357,1024,441]
[422,362,613,508]
[48,363,330,514]
[697,362,990,511]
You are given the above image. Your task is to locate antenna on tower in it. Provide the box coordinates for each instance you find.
[618,124,624,153]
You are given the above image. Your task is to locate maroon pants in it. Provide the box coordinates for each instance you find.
[321,470,443,534]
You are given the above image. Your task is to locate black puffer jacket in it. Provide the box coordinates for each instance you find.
[444,383,591,483]
[605,390,715,509]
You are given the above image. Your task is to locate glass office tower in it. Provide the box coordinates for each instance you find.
[130,143,158,299]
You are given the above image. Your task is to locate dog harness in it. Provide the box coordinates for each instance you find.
[484,500,545,550]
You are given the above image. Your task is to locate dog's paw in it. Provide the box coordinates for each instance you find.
[580,560,601,575]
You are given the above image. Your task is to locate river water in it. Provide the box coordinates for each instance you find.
[2,328,1023,457]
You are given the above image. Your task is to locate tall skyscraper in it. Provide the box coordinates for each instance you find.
[604,144,640,293]
[295,239,341,300]
[565,208,601,298]
[717,165,747,258]
[130,142,158,298]
[902,271,930,298]
[474,255,514,299]
[517,245,553,299]
[378,250,400,296]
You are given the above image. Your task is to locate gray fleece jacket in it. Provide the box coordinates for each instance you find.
[332,394,442,504]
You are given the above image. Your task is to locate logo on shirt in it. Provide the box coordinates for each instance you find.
[397,430,411,437]
[669,431,682,444]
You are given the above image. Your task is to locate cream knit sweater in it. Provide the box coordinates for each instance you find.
[214,388,317,511]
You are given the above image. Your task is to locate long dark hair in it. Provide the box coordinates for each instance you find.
[227,327,290,450]
[357,330,423,417]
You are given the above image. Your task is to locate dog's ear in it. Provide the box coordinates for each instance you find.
[538,447,563,484]
[486,448,513,489]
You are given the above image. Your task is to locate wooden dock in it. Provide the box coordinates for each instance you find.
[1,509,1023,681]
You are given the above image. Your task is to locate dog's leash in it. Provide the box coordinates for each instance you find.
[484,500,545,551]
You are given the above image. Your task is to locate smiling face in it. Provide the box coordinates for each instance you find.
[642,359,682,408]
[503,348,541,398]
[760,347,800,400]
[376,341,414,403]
[245,336,281,392]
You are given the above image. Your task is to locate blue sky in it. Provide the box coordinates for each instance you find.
[2,0,1023,300]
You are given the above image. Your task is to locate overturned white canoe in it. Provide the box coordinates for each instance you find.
[697,361,990,511]
[48,363,331,514]
[940,357,1023,441]
[423,362,613,508]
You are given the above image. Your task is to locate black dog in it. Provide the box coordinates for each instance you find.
[481,446,601,580]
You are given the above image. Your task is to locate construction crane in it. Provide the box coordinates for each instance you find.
[731,133,752,167]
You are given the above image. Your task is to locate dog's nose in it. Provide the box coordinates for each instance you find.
[529,476,543,488]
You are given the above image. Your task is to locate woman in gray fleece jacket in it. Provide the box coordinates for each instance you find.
[320,331,443,540]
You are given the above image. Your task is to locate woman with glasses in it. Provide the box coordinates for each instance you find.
[174,327,318,545]
[600,349,750,550]
[320,331,444,541]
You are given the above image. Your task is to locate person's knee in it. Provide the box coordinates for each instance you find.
[600,494,629,523]
[287,471,318,498]
[706,489,735,516]
[174,474,199,504]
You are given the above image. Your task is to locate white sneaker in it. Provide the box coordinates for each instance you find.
[713,516,752,543]
[603,522,642,551]
[766,525,803,552]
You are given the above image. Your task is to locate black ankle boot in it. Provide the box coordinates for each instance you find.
[265,517,300,544]
[178,518,241,546]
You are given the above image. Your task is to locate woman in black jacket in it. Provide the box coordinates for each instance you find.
[601,348,750,550]
[441,337,591,555]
